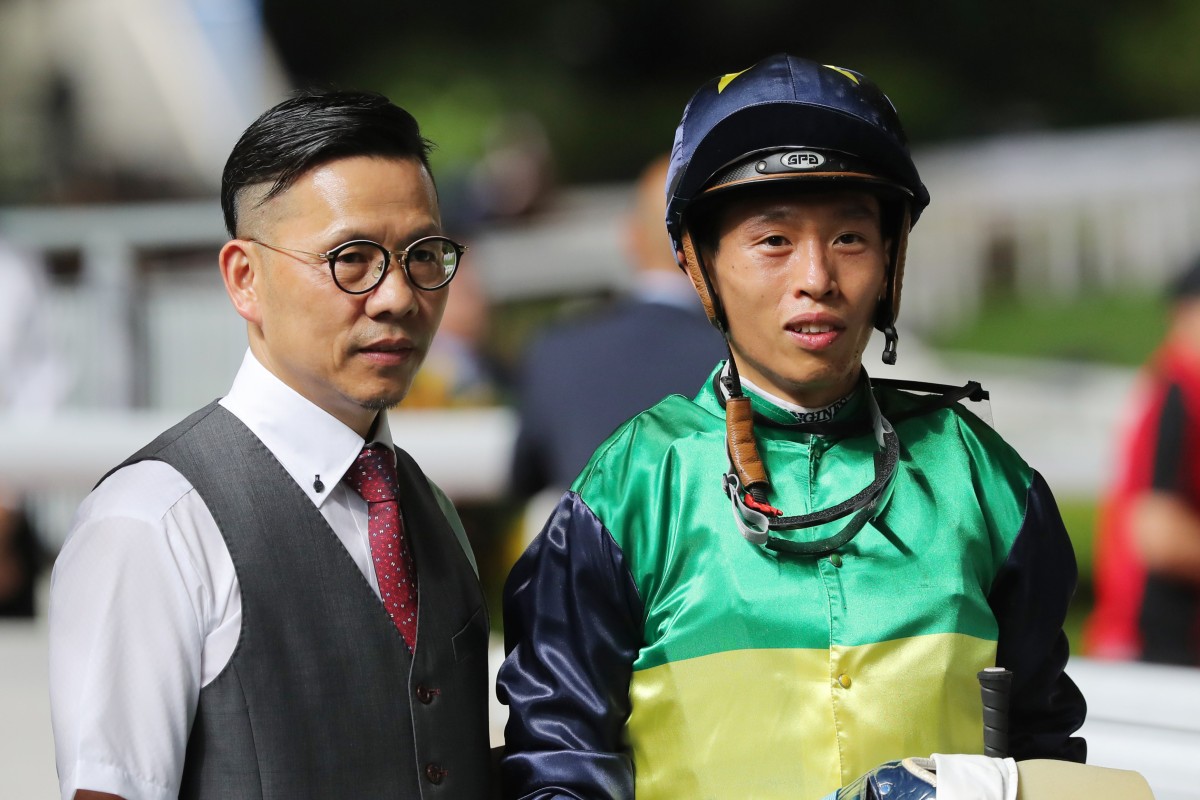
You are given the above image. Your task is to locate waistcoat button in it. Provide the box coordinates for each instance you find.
[425,763,447,784]
[416,684,438,704]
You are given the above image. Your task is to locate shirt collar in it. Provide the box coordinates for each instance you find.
[732,367,855,426]
[218,350,394,508]
[739,374,837,416]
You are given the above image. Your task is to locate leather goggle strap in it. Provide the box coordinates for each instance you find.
[888,206,910,324]
[680,229,725,331]
[681,229,769,496]
[725,394,769,495]
[875,205,910,330]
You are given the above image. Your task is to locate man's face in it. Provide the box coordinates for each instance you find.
[707,189,888,408]
[224,155,449,435]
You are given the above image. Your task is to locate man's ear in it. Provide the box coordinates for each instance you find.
[219,239,262,325]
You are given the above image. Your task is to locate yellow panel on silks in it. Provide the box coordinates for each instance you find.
[626,633,994,800]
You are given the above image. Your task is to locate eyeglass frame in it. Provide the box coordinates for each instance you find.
[247,235,466,294]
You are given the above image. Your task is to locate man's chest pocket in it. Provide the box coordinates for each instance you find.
[451,605,488,663]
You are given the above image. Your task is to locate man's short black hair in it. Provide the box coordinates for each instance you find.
[221,89,434,237]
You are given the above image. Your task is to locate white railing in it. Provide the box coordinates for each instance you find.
[0,200,229,407]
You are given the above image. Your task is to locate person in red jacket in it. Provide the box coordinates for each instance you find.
[1087,255,1200,665]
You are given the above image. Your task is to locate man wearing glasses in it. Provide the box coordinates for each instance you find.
[49,91,493,800]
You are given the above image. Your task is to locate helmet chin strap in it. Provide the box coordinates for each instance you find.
[718,348,772,506]
[876,204,911,367]
[679,230,774,506]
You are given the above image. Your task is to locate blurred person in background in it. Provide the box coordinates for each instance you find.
[508,154,724,501]
[1088,254,1200,666]
[498,54,1085,800]
[49,90,494,800]
[0,239,69,617]
[403,260,504,409]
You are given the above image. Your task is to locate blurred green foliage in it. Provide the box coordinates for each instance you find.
[262,1,1200,186]
[1059,496,1099,583]
[1059,496,1100,655]
[930,292,1169,367]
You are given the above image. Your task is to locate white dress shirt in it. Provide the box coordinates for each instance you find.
[48,350,473,800]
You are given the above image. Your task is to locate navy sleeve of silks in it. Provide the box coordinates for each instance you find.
[497,491,644,800]
[1151,382,1188,493]
[988,471,1088,763]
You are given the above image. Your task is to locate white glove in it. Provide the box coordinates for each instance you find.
[930,753,1018,800]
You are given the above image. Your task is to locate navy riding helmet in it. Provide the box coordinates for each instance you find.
[664,53,929,363]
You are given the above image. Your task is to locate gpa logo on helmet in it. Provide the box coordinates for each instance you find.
[780,151,825,170]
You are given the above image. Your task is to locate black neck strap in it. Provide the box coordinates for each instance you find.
[717,369,988,557]
[720,370,897,558]
[768,420,899,534]
[759,387,899,556]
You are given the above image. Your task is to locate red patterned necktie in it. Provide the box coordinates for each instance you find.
[344,444,419,650]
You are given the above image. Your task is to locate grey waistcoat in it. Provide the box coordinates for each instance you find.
[109,402,492,799]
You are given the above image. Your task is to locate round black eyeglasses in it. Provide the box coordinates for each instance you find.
[249,236,465,293]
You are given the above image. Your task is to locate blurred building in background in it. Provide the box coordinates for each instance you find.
[907,122,1200,332]
[0,0,288,204]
